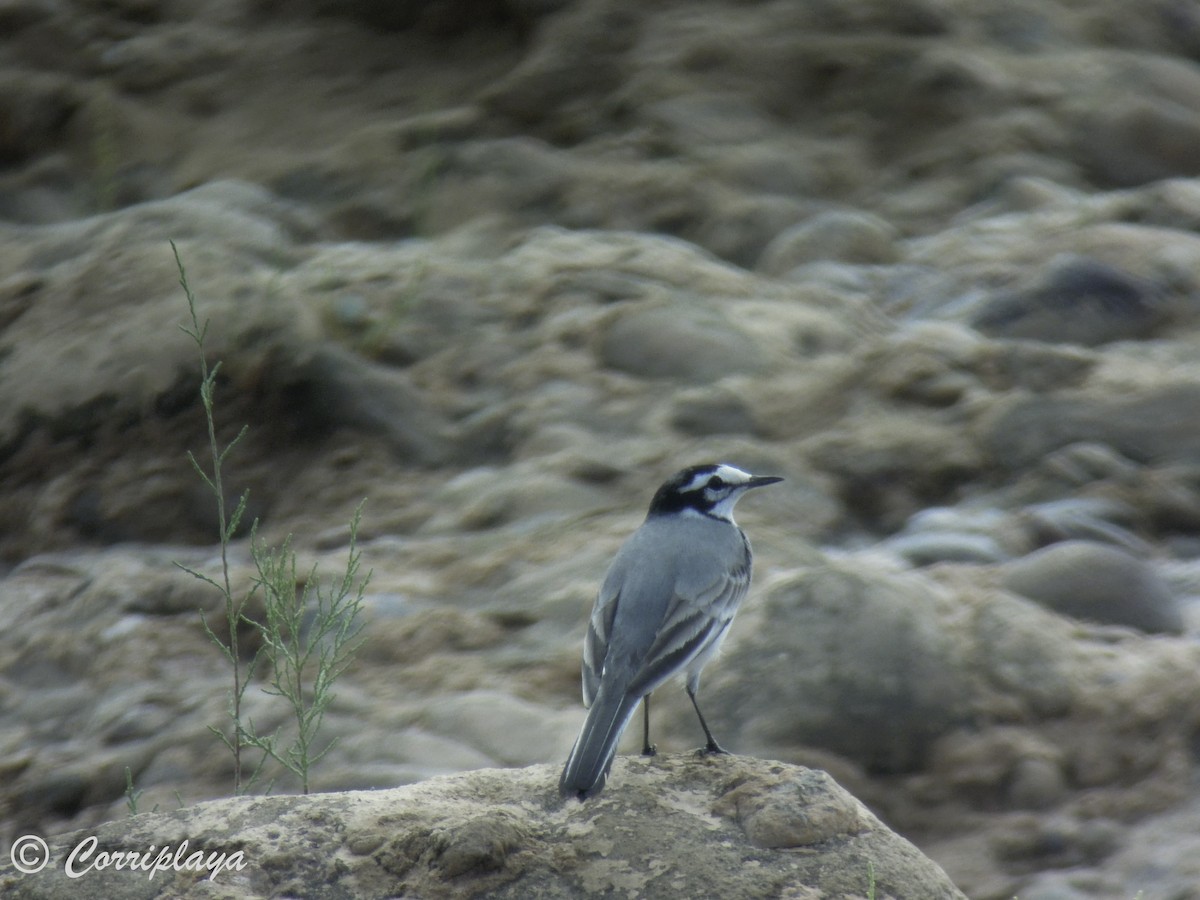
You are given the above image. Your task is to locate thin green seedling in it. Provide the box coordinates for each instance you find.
[124,767,143,816]
[171,240,261,795]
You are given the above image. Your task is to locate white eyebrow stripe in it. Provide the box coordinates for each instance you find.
[712,464,752,485]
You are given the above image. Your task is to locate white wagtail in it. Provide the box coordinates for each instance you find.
[559,463,782,800]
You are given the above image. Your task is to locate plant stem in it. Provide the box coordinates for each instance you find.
[172,240,252,793]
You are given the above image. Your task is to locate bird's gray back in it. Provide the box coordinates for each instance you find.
[584,514,750,702]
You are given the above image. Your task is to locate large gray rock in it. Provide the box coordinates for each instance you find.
[999,540,1184,634]
[970,254,1165,345]
[704,562,975,773]
[0,757,966,899]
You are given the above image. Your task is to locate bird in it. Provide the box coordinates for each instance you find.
[559,462,782,800]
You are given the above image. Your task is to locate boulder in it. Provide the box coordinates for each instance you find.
[0,756,966,899]
[704,561,974,773]
[999,540,1184,634]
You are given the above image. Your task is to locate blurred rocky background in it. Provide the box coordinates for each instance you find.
[4,0,1200,896]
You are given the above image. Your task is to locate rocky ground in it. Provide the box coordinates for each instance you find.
[4,0,1200,897]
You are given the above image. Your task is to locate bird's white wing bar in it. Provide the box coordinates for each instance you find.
[582,582,619,707]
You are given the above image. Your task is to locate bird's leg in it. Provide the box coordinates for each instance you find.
[641,694,657,756]
[687,686,727,755]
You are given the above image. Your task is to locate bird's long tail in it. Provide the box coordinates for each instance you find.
[559,685,642,800]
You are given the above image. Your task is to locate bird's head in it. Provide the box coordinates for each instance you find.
[647,463,783,522]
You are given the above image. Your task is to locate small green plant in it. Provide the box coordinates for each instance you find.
[172,241,370,795]
[124,766,143,816]
[243,508,369,794]
[867,859,875,900]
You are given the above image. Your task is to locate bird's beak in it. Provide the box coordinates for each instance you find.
[747,475,784,489]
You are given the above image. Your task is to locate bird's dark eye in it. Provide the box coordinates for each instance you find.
[707,475,725,489]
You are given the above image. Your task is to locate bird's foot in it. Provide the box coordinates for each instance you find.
[641,743,658,757]
[698,740,729,756]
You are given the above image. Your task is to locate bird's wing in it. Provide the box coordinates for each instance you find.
[581,516,750,707]
[624,564,750,699]
[581,522,682,706]
[581,577,619,708]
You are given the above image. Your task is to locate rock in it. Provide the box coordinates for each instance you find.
[970,254,1165,345]
[988,813,1123,876]
[1079,95,1200,188]
[977,382,1200,469]
[929,727,1069,812]
[881,495,1152,567]
[1089,791,1200,899]
[1019,496,1151,555]
[999,540,1184,634]
[0,757,967,899]
[884,505,1015,566]
[280,342,453,465]
[597,302,768,382]
[667,384,759,436]
[886,529,1009,566]
[960,582,1079,721]
[704,561,974,772]
[970,338,1096,395]
[757,208,901,275]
